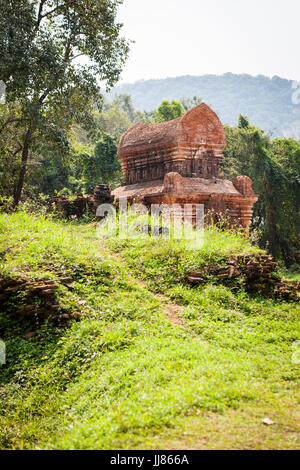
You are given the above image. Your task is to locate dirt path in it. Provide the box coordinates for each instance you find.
[107,249,185,327]
[104,248,300,450]
[128,272,185,327]
[154,293,185,326]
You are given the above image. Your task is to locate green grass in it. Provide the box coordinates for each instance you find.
[0,212,299,449]
[280,269,300,283]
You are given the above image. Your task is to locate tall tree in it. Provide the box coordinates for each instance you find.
[81,135,121,192]
[238,114,250,129]
[0,0,129,206]
[155,99,184,122]
[223,121,300,266]
[112,94,137,122]
[181,96,202,111]
[97,101,132,138]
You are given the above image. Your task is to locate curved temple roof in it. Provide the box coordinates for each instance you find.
[118,103,227,159]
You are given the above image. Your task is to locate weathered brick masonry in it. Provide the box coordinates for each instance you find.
[112,103,258,233]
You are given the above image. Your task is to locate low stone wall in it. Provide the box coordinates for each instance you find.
[48,196,94,219]
[48,186,114,219]
[187,254,299,300]
[0,276,76,329]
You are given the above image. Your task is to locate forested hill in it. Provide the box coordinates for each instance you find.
[110,73,300,139]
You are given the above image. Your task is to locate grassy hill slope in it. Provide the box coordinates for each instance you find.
[110,73,300,139]
[0,213,299,449]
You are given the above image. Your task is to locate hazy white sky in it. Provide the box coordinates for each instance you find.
[116,0,300,83]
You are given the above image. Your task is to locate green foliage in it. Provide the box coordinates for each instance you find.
[97,102,133,139]
[238,114,250,129]
[155,99,184,122]
[0,196,13,213]
[102,213,259,290]
[180,96,202,111]
[223,121,300,266]
[0,0,129,205]
[95,94,143,139]
[112,94,138,122]
[81,135,121,192]
[0,213,299,449]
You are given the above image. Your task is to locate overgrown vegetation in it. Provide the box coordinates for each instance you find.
[2,81,299,268]
[0,0,129,206]
[223,120,300,267]
[1,22,299,268]
[1,0,298,452]
[0,213,299,449]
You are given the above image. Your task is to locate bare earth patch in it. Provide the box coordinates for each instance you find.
[153,399,300,450]
[155,294,185,326]
[107,250,185,327]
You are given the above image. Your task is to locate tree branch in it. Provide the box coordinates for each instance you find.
[38,1,77,24]
[34,0,47,32]
[38,89,50,105]
[9,142,23,158]
[41,4,65,19]
[71,53,85,61]
[0,117,31,133]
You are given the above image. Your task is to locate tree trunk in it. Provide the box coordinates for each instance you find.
[13,133,31,207]
[12,93,48,207]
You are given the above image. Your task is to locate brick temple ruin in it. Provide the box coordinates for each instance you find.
[111,103,258,234]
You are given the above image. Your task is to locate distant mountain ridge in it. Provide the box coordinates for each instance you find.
[110,73,300,139]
